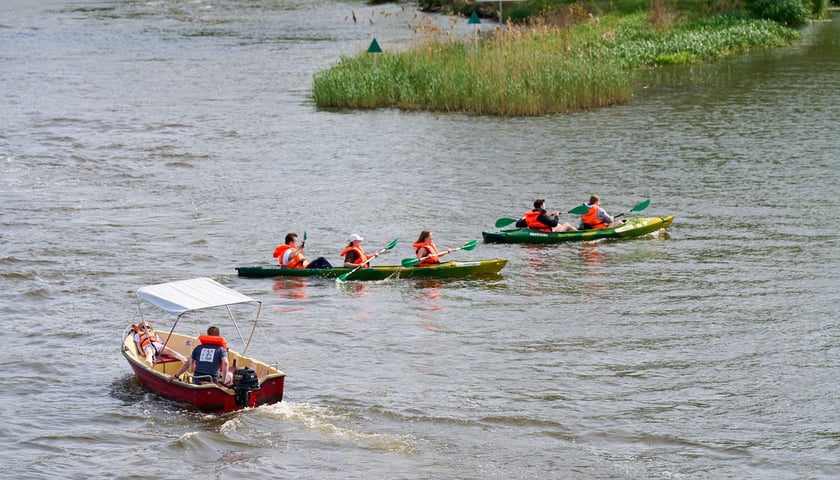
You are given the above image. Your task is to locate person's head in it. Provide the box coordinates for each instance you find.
[416,230,433,243]
[207,326,220,336]
[285,232,298,245]
[534,199,546,210]
[347,233,363,246]
[588,195,600,205]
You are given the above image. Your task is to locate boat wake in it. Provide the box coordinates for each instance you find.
[259,402,414,454]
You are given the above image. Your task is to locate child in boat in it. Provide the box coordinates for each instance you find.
[133,322,186,366]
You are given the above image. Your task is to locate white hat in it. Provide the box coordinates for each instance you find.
[347,233,364,242]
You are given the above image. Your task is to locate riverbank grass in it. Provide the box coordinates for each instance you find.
[312,12,798,116]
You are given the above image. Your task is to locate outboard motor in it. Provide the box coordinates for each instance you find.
[233,367,260,407]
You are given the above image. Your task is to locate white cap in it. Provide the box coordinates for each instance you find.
[347,233,364,242]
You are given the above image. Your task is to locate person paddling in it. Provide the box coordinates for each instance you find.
[341,234,378,268]
[273,232,332,269]
[515,199,577,232]
[579,195,624,230]
[412,230,450,266]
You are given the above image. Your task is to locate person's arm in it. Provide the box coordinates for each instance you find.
[219,356,229,385]
[514,218,526,228]
[597,207,614,224]
[539,212,560,227]
[169,359,193,382]
[343,250,358,267]
[282,249,293,265]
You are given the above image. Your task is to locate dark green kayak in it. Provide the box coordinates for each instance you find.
[236,259,507,280]
[482,216,674,244]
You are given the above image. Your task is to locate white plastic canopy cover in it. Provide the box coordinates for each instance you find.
[136,277,258,316]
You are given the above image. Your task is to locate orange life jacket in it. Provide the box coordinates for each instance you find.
[523,210,552,232]
[199,335,228,350]
[133,324,162,352]
[412,241,440,266]
[340,245,370,267]
[273,244,305,268]
[581,204,607,229]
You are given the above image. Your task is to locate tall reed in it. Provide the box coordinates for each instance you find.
[312,11,797,116]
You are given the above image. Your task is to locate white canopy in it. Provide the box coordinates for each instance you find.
[136,277,258,316]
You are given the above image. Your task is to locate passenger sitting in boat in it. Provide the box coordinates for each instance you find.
[341,234,378,268]
[579,195,624,230]
[515,199,577,232]
[133,322,186,366]
[169,326,233,385]
[412,230,450,266]
[273,232,332,269]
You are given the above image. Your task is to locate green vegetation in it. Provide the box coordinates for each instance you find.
[313,1,802,116]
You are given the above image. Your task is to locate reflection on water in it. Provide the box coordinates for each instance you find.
[272,278,308,300]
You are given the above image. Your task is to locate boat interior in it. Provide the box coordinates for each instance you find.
[122,327,283,385]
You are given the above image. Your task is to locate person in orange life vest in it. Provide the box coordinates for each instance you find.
[273,232,332,269]
[413,230,450,266]
[133,322,186,366]
[341,233,378,268]
[515,199,577,232]
[579,195,624,230]
[169,326,233,385]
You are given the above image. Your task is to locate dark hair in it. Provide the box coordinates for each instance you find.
[588,195,600,205]
[415,230,432,243]
[285,233,298,245]
[207,326,220,336]
[533,199,545,209]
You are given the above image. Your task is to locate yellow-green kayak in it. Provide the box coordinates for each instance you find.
[482,216,674,244]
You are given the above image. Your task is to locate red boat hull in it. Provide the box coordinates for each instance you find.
[125,352,284,413]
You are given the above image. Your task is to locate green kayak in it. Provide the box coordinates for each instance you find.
[236,259,507,280]
[482,216,674,244]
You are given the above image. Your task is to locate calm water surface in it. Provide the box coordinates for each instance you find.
[2,1,839,478]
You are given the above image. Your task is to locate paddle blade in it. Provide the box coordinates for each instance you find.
[567,204,589,215]
[384,237,399,250]
[631,198,651,212]
[461,240,478,251]
[495,217,517,228]
[401,258,421,267]
[336,271,352,283]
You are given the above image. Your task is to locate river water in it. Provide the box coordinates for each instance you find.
[2,1,839,478]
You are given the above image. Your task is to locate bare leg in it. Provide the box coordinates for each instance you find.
[553,223,577,232]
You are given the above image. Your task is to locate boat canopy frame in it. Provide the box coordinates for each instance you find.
[134,277,262,356]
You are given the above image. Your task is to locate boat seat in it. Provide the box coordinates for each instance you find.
[155,353,182,364]
[188,373,215,385]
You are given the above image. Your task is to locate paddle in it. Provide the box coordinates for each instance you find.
[496,205,589,228]
[336,237,399,283]
[495,205,590,228]
[400,240,477,267]
[613,198,651,219]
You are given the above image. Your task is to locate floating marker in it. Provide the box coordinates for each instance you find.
[468,11,480,24]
